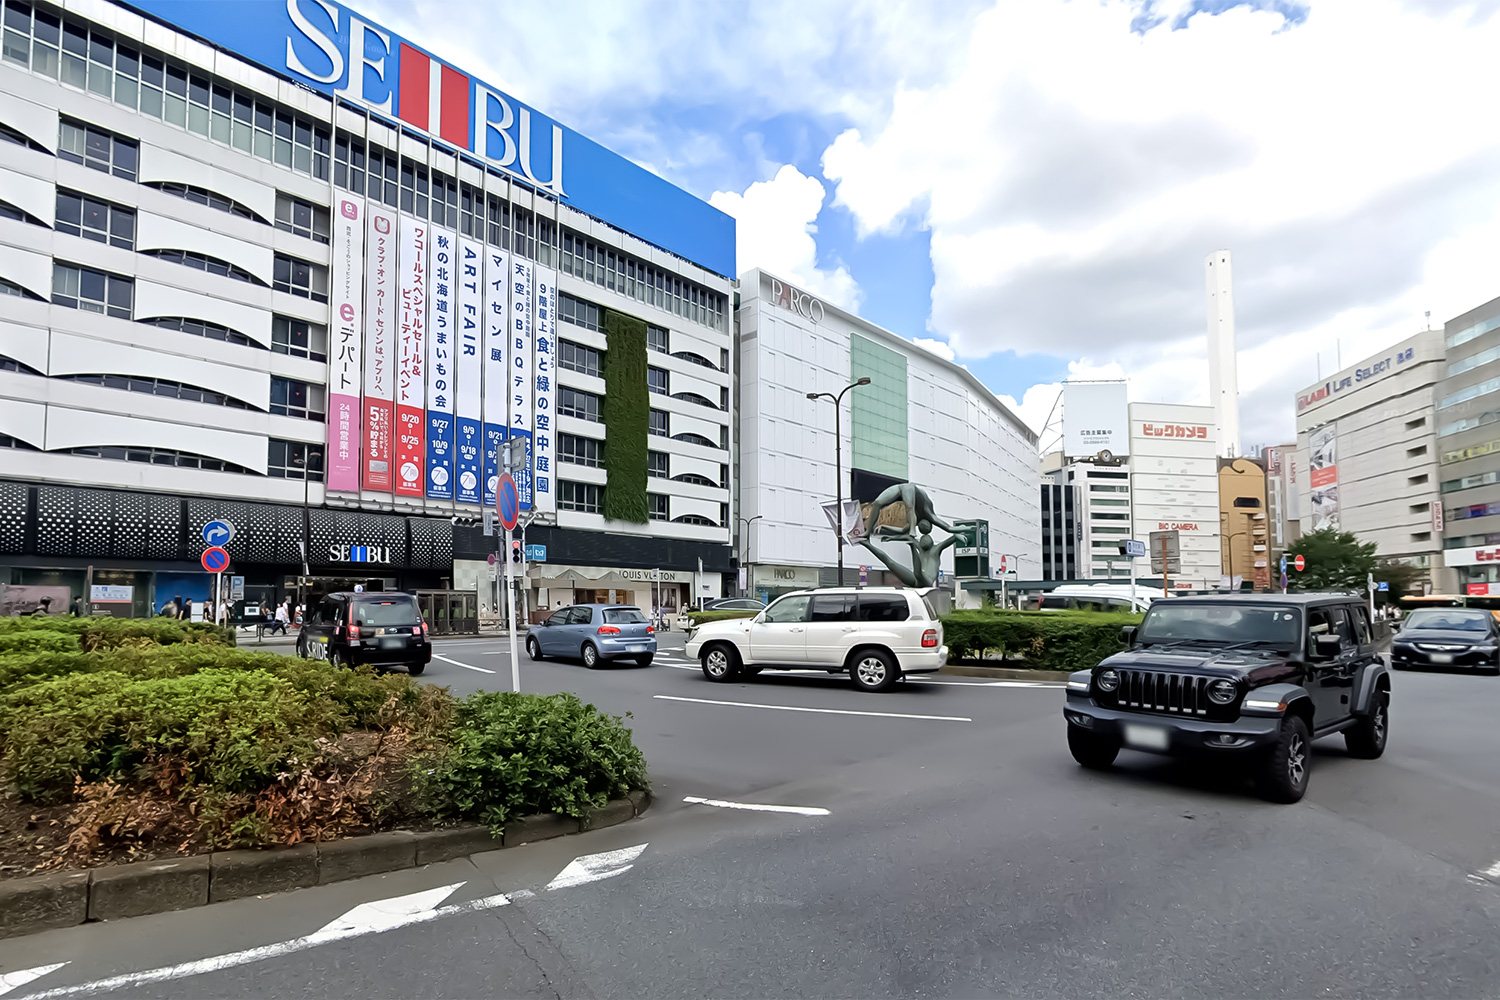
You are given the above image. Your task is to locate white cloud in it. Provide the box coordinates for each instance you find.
[820,0,1500,445]
[710,165,862,311]
[999,360,1130,441]
[911,337,956,362]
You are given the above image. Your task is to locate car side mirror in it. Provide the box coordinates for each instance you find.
[1120,625,1137,645]
[1313,634,1341,658]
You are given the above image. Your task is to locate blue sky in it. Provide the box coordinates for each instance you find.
[377,0,1500,447]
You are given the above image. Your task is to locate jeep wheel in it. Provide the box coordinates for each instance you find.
[701,644,740,682]
[1067,726,1120,770]
[1255,715,1311,803]
[1345,691,1388,759]
[849,649,899,692]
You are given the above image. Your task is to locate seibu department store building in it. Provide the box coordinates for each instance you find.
[0,0,735,616]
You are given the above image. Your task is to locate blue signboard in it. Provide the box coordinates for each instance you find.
[455,418,482,505]
[482,424,505,508]
[200,520,234,546]
[525,545,547,563]
[124,0,735,278]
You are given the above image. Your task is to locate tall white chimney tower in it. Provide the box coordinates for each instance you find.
[1205,250,1239,458]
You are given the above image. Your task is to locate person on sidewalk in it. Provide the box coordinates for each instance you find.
[269,600,289,635]
[177,597,192,621]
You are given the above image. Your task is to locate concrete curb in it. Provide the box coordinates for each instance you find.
[940,663,1071,681]
[0,790,652,940]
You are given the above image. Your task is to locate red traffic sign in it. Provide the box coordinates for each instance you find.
[1294,554,1306,572]
[201,546,230,573]
[497,473,519,532]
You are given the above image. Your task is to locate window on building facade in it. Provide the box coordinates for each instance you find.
[271,316,328,362]
[647,366,668,395]
[274,193,330,244]
[270,376,324,420]
[62,444,251,472]
[559,480,602,514]
[58,372,250,408]
[52,262,131,318]
[558,387,601,422]
[647,324,668,353]
[558,433,602,467]
[558,293,601,332]
[558,339,601,377]
[267,439,324,481]
[273,254,329,302]
[0,433,40,450]
[673,513,716,527]
[672,350,716,370]
[144,182,259,220]
[559,229,726,334]
[143,248,259,285]
[674,432,716,448]
[58,117,136,179]
[0,354,42,375]
[138,316,260,349]
[648,493,667,521]
[648,450,668,478]
[672,391,718,410]
[648,409,668,437]
[54,189,135,249]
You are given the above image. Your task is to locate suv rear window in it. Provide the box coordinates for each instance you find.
[603,608,648,624]
[352,596,420,626]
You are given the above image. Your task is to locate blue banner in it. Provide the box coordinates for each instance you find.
[425,412,453,500]
[482,423,505,508]
[456,417,482,505]
[512,431,534,508]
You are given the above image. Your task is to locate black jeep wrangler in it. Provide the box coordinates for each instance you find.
[1062,594,1390,803]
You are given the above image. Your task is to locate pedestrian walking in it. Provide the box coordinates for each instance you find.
[270,600,289,635]
[177,596,191,621]
[70,594,84,617]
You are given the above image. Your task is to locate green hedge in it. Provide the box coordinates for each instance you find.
[942,610,1142,672]
[0,616,233,648]
[602,309,649,523]
[683,609,758,627]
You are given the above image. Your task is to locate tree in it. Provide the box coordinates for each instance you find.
[1374,558,1425,606]
[1285,528,1377,593]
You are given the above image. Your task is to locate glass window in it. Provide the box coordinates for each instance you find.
[558,387,601,422]
[52,262,131,319]
[274,193,330,244]
[809,593,857,622]
[763,595,811,624]
[647,366,668,395]
[558,339,601,377]
[142,249,258,285]
[647,324,668,353]
[138,316,260,349]
[649,409,668,437]
[58,118,137,180]
[271,315,328,362]
[269,376,324,420]
[859,595,910,622]
[648,493,667,520]
[559,481,602,513]
[55,189,134,249]
[147,182,258,220]
[558,292,601,332]
[272,254,329,302]
[648,450,668,478]
[558,433,601,467]
[267,439,324,480]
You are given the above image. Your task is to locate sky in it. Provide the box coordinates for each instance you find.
[368,0,1500,451]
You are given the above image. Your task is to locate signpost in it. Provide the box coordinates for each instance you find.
[201,520,235,547]
[859,565,869,586]
[1148,530,1181,596]
[1119,539,1147,605]
[229,576,245,602]
[201,545,229,625]
[498,471,520,694]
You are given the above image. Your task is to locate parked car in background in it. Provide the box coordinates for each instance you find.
[680,597,766,629]
[1038,584,1159,614]
[297,591,432,675]
[685,587,946,692]
[1391,608,1500,673]
[526,604,656,667]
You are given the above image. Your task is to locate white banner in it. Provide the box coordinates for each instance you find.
[455,237,484,506]
[425,227,457,500]
[1063,382,1128,459]
[395,215,427,498]
[325,190,364,493]
[509,258,534,509]
[361,203,397,492]
[481,247,510,508]
[532,265,557,514]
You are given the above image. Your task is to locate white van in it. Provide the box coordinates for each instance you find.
[1036,584,1161,614]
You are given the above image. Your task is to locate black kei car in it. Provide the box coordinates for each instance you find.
[297,591,433,675]
[1063,594,1390,803]
[1390,608,1500,673]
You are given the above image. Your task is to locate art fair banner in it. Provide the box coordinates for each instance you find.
[481,247,510,508]
[362,204,397,491]
[325,192,364,493]
[455,237,485,506]
[532,265,557,514]
[510,258,534,509]
[395,216,427,498]
[424,227,457,501]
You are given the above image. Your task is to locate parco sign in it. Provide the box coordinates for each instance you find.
[768,277,824,323]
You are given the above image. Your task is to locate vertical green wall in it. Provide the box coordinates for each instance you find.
[602,310,648,522]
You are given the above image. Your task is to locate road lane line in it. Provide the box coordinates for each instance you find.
[683,796,830,816]
[434,654,495,674]
[653,694,971,722]
[0,965,68,997]
[1480,859,1500,880]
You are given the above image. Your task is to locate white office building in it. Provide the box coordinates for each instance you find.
[736,269,1041,598]
[1129,401,1222,589]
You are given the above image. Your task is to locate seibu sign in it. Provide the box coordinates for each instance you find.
[329,544,392,564]
[767,277,824,323]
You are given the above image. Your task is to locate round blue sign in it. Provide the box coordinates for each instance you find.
[497,473,519,531]
[201,546,230,573]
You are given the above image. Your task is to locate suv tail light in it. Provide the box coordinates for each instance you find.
[418,621,428,637]
[597,625,621,635]
[344,623,361,639]
[922,629,939,648]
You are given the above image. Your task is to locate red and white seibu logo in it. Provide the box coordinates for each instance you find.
[1475,548,1500,562]
[284,0,565,195]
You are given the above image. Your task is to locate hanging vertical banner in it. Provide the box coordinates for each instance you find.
[362,204,397,491]
[455,237,484,507]
[481,247,511,508]
[532,265,557,514]
[395,216,427,498]
[510,258,535,509]
[425,227,457,500]
[325,191,364,493]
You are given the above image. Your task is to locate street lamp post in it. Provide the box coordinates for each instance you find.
[737,515,763,597]
[807,378,871,584]
[292,448,316,625]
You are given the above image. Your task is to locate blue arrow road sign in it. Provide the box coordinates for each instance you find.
[1279,555,1288,573]
[201,520,234,546]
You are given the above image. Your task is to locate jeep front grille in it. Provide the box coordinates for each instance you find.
[1116,670,1209,716]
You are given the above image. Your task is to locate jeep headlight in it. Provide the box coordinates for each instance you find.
[1096,668,1120,693]
[1207,678,1237,705]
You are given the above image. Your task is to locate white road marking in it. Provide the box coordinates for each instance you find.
[434,653,495,674]
[683,796,830,817]
[0,965,68,998]
[545,843,649,891]
[653,694,972,723]
[1480,859,1500,880]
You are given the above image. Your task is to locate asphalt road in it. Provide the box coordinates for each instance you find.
[7,640,1500,998]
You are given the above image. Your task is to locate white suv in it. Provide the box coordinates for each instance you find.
[684,587,947,692]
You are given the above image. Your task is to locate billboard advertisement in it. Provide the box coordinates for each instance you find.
[395,216,427,498]
[1308,423,1339,531]
[127,0,735,278]
[455,237,484,506]
[362,203,397,491]
[532,265,557,514]
[1063,382,1128,459]
[326,191,364,492]
[481,247,510,508]
[509,258,534,510]
[425,227,457,500]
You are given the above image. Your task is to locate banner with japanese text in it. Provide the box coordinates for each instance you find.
[325,191,364,493]
[531,265,557,514]
[424,227,457,500]
[362,203,397,492]
[455,237,484,506]
[395,216,427,498]
[481,247,510,508]
[509,258,534,509]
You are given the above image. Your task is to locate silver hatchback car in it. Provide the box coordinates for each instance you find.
[525,604,657,667]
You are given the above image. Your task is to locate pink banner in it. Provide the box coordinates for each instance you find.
[326,191,364,492]
[363,205,397,491]
[395,215,427,498]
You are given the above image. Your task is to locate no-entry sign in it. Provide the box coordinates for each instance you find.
[1294,554,1306,572]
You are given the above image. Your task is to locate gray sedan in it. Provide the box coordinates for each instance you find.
[525,604,657,668]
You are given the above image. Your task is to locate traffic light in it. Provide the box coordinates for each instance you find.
[511,539,523,563]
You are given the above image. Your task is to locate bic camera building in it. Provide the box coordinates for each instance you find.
[0,0,735,618]
[736,269,1041,599]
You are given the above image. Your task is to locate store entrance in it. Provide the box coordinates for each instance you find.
[416,590,479,635]
[293,575,396,622]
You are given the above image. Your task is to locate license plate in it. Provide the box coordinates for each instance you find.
[1429,653,1453,664]
[380,637,403,649]
[629,645,646,653]
[1124,724,1169,750]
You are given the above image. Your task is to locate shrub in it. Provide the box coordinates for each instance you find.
[80,619,232,651]
[0,631,79,654]
[0,650,97,693]
[942,610,1142,672]
[684,609,758,626]
[415,691,648,833]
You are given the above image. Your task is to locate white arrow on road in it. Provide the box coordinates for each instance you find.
[0,965,68,998]
[546,843,649,891]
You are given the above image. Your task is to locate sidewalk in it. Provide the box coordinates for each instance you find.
[235,626,509,648]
